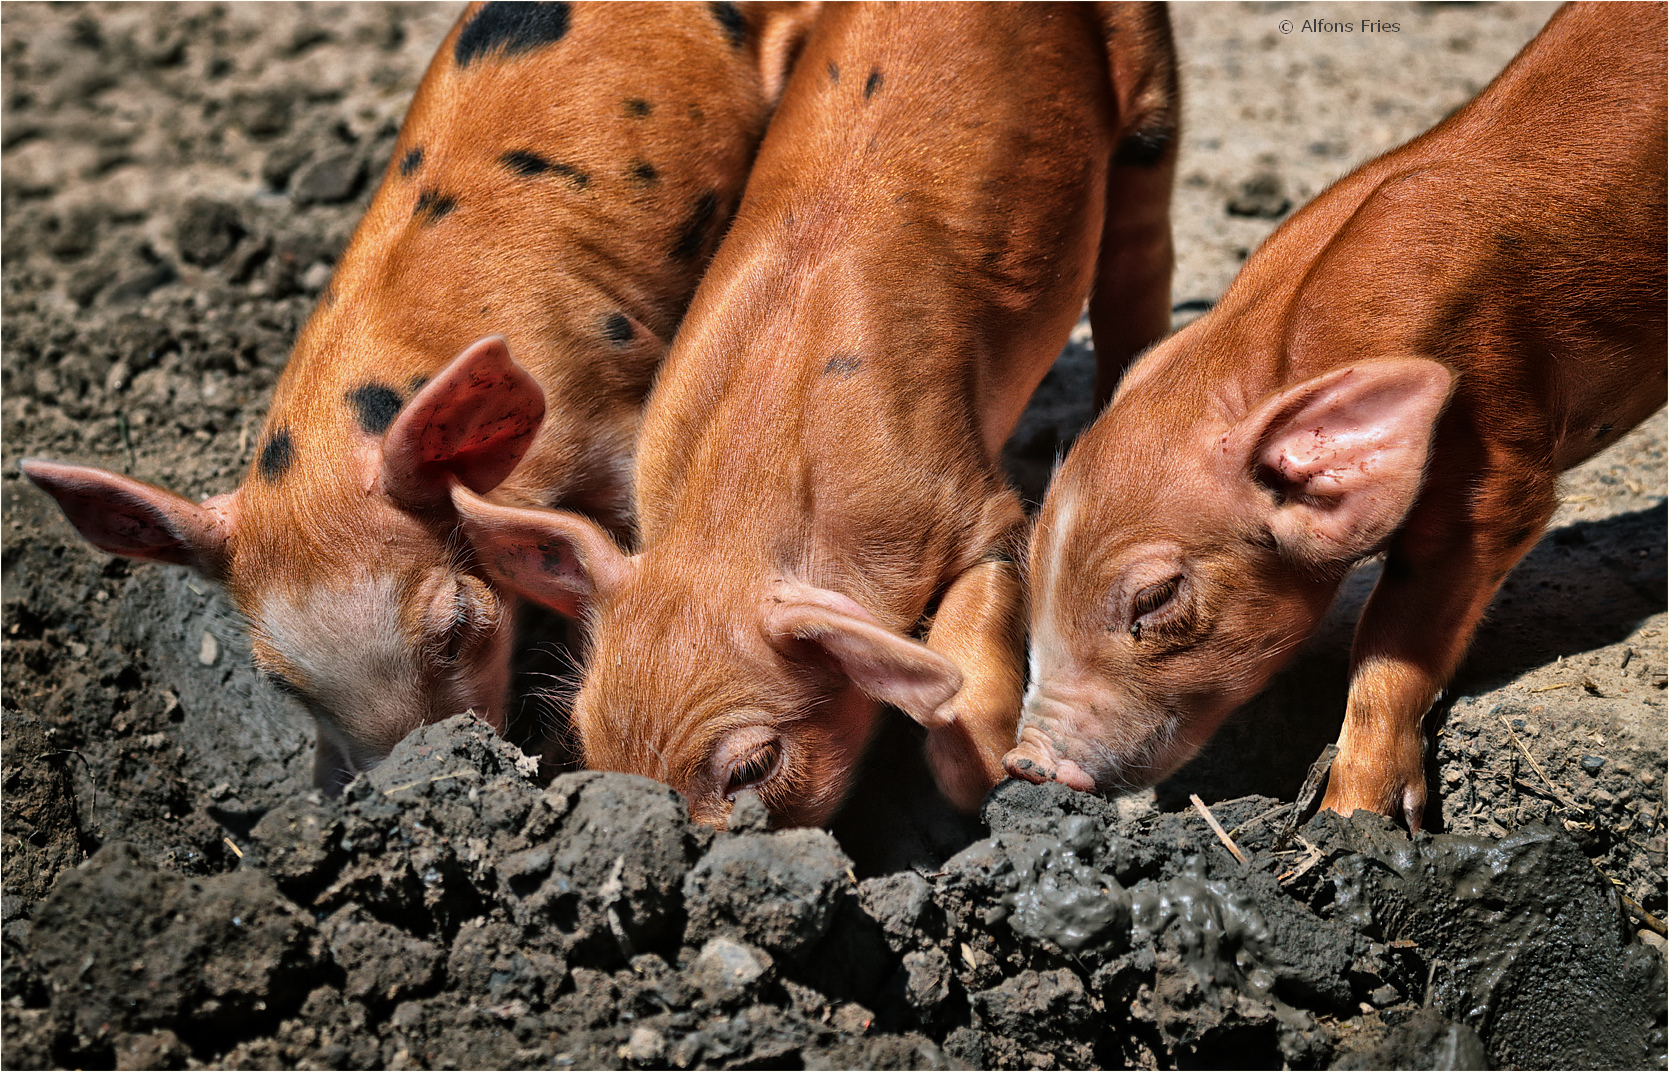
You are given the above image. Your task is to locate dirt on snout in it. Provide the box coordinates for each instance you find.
[3,3,1665,1070]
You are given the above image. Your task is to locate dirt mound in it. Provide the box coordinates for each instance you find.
[5,717,1660,1069]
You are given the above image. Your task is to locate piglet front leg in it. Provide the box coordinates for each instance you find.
[1323,468,1558,830]
[920,515,1029,811]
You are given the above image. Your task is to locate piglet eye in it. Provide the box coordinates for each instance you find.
[726,740,781,798]
[1128,576,1182,641]
[1132,576,1180,617]
[436,575,499,664]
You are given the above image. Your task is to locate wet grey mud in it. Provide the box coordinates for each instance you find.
[3,3,1665,1070]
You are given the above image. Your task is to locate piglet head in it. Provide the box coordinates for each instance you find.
[23,336,546,795]
[454,492,963,828]
[1008,355,1454,794]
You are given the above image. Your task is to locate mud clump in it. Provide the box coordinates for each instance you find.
[1318,810,1668,1069]
[5,722,1665,1069]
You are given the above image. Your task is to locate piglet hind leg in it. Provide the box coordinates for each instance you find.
[1089,1,1181,408]
[1089,139,1177,408]
[921,551,1029,812]
[1321,480,1556,830]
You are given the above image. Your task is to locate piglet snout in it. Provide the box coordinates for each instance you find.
[1003,725,1097,792]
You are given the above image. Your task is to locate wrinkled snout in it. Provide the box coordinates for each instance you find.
[1004,682,1195,796]
[1003,686,1108,792]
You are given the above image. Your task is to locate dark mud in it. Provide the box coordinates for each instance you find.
[4,3,1666,1069]
[5,719,1662,1069]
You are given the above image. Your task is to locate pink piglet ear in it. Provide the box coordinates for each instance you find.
[451,484,632,619]
[20,458,238,581]
[1226,357,1455,564]
[382,336,547,508]
[763,599,964,728]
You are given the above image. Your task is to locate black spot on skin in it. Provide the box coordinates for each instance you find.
[1593,423,1614,440]
[628,160,658,185]
[346,383,405,435]
[409,375,430,393]
[414,189,457,223]
[602,312,634,345]
[502,149,553,177]
[827,62,840,84]
[1115,128,1174,167]
[823,354,862,377]
[625,98,652,118]
[709,1,747,47]
[258,428,295,483]
[670,191,719,259]
[499,150,589,188]
[400,147,424,177]
[864,69,882,98]
[454,1,571,68]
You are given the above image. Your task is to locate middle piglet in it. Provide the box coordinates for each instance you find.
[454,2,1179,827]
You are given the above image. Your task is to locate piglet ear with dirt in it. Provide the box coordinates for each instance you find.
[762,598,964,728]
[19,458,238,582]
[1226,357,1455,565]
[380,335,546,509]
[450,488,633,619]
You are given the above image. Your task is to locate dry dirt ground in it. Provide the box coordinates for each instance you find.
[2,3,1664,1070]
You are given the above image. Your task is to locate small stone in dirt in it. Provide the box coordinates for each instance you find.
[113,1027,191,1071]
[175,198,244,267]
[105,261,178,304]
[292,150,365,206]
[66,263,116,306]
[198,630,218,666]
[233,88,296,138]
[624,1025,667,1063]
[690,936,773,999]
[47,206,99,261]
[262,142,314,190]
[1580,754,1606,774]
[1226,172,1292,218]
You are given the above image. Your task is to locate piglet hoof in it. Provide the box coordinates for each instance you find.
[1319,761,1427,832]
[1002,729,1097,792]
